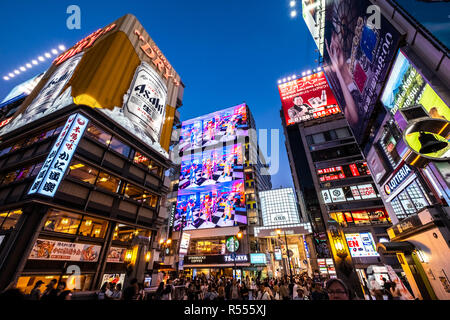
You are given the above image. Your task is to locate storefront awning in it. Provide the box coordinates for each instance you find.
[377,241,415,254]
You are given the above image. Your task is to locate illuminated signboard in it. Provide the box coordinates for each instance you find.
[322,0,402,142]
[317,163,373,182]
[179,144,244,190]
[278,71,341,126]
[179,232,191,256]
[274,248,282,261]
[0,15,183,159]
[28,113,89,197]
[321,183,379,204]
[381,50,449,125]
[174,180,246,231]
[226,236,239,253]
[384,164,413,195]
[178,104,248,153]
[0,73,44,104]
[29,239,101,262]
[250,253,267,265]
[107,247,127,263]
[345,233,379,258]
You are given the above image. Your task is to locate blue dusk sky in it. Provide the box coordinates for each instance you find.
[0,0,445,189]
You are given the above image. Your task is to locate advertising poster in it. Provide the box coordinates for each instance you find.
[278,71,341,126]
[174,180,246,231]
[0,53,83,136]
[106,247,127,263]
[179,232,191,255]
[179,144,243,190]
[345,232,379,258]
[385,264,415,300]
[29,239,101,262]
[123,62,168,142]
[101,274,125,288]
[178,104,248,153]
[323,0,402,141]
[381,50,450,125]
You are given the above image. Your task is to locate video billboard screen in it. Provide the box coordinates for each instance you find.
[178,104,248,153]
[278,71,341,126]
[174,180,246,231]
[322,0,402,141]
[380,50,450,126]
[179,144,244,190]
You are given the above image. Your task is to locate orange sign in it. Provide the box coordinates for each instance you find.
[134,29,180,86]
[54,24,117,65]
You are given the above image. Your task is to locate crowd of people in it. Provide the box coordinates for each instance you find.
[151,273,355,301]
[0,272,409,301]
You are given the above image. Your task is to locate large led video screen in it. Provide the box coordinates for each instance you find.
[179,144,244,190]
[322,0,402,142]
[278,71,341,126]
[178,104,248,153]
[174,180,246,231]
[380,50,450,128]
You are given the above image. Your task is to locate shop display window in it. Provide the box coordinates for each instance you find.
[0,209,23,230]
[78,216,108,238]
[43,209,81,235]
[96,172,121,193]
[330,212,347,227]
[0,162,42,187]
[85,123,112,146]
[109,137,131,158]
[68,161,99,184]
[123,183,158,208]
[192,239,226,255]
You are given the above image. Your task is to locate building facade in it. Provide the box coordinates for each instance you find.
[167,104,272,280]
[0,14,184,293]
[301,0,450,300]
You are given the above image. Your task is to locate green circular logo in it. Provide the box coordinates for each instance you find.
[226,236,239,253]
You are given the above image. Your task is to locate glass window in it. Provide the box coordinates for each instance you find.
[85,124,112,146]
[406,181,429,212]
[15,166,33,181]
[144,192,158,208]
[351,211,370,225]
[109,137,131,157]
[96,172,121,193]
[0,146,12,157]
[124,183,144,201]
[30,163,43,177]
[10,140,26,152]
[43,209,81,235]
[391,198,406,219]
[312,133,326,144]
[68,161,99,184]
[398,191,416,216]
[1,209,22,230]
[330,212,347,227]
[78,216,108,238]
[335,128,350,139]
[112,224,148,243]
[2,170,19,185]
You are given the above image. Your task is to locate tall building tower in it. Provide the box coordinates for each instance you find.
[278,70,398,298]
[0,14,184,293]
[168,104,271,280]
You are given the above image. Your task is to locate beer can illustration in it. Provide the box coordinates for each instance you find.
[123,62,168,142]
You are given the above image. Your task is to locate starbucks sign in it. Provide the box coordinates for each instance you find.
[226,236,239,253]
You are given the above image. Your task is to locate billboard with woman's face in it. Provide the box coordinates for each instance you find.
[322,0,402,142]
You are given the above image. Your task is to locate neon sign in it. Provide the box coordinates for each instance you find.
[54,24,116,65]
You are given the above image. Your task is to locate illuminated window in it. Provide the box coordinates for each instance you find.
[96,172,121,193]
[78,216,108,238]
[2,170,19,184]
[85,124,112,146]
[112,224,149,243]
[43,209,81,235]
[352,211,370,225]
[0,209,22,230]
[68,161,98,184]
[123,183,158,208]
[109,137,131,157]
[133,151,162,177]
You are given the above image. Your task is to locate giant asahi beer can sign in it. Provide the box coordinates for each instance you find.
[123,62,168,142]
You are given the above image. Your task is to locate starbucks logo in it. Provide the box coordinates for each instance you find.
[226,236,239,253]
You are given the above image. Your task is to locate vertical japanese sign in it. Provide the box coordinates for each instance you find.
[28,113,89,197]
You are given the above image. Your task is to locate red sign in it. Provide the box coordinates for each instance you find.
[278,71,341,126]
[0,117,12,128]
[349,164,360,177]
[54,24,116,65]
